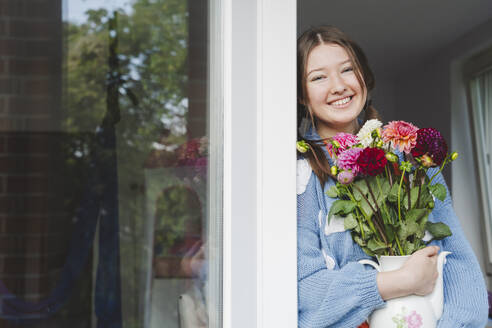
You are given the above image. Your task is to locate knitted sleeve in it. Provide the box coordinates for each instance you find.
[297,172,385,328]
[428,170,489,327]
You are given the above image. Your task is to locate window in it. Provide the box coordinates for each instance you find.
[0,0,222,326]
[464,47,492,274]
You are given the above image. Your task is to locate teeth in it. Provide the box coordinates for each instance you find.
[331,97,351,106]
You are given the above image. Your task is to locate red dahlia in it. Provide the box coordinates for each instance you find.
[356,148,387,176]
[410,128,448,166]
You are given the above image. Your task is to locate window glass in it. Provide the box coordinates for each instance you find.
[0,0,220,327]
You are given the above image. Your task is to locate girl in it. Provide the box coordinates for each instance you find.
[296,25,488,327]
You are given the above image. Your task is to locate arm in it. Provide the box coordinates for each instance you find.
[297,172,385,328]
[427,170,489,327]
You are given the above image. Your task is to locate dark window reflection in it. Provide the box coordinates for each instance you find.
[0,0,215,327]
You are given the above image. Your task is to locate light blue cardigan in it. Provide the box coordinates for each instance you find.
[297,127,489,327]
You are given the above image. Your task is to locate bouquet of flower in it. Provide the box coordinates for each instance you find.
[298,120,458,256]
[177,136,208,182]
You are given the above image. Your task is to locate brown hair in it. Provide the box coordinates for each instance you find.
[297,25,381,186]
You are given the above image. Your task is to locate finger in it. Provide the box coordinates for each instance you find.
[423,245,439,257]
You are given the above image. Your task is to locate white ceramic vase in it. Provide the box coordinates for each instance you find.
[359,251,451,328]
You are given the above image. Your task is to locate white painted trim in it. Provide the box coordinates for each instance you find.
[227,1,259,327]
[256,1,297,328]
[221,1,298,327]
[217,0,232,326]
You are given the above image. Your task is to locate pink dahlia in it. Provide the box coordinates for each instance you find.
[382,121,419,154]
[357,148,387,176]
[411,128,448,166]
[337,148,363,175]
[405,310,423,328]
[327,132,359,156]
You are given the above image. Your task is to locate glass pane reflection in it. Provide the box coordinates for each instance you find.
[0,0,218,327]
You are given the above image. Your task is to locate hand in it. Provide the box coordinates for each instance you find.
[400,246,439,296]
[376,246,439,300]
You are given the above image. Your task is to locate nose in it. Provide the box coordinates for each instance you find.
[330,74,346,94]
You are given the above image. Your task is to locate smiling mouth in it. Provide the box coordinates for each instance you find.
[329,96,353,108]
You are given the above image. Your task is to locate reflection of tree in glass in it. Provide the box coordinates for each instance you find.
[62,0,192,326]
[64,0,188,138]
[154,185,202,259]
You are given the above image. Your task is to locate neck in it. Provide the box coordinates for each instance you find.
[317,120,360,139]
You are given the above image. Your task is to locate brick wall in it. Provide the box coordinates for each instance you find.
[187,0,208,139]
[0,1,91,327]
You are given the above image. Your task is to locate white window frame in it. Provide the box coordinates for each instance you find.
[212,0,298,327]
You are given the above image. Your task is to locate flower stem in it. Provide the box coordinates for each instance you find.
[397,172,405,224]
[376,176,391,223]
[407,177,411,210]
[394,233,404,255]
[415,169,422,209]
[386,164,393,187]
[428,156,448,186]
[365,179,383,220]
[355,208,365,240]
[344,186,366,240]
[353,183,388,248]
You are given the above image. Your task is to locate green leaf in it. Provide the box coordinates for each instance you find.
[328,200,356,223]
[387,206,399,226]
[362,247,375,256]
[384,224,395,243]
[352,179,368,201]
[377,179,391,204]
[326,185,339,198]
[354,235,366,247]
[367,239,387,252]
[403,186,420,210]
[418,213,429,233]
[336,183,350,198]
[381,208,392,225]
[360,198,374,219]
[417,184,432,207]
[362,223,373,238]
[404,241,416,255]
[405,209,428,222]
[388,183,400,203]
[398,221,420,241]
[425,221,452,240]
[343,214,358,230]
[429,183,447,202]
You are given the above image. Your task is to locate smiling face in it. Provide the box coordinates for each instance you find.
[305,43,367,138]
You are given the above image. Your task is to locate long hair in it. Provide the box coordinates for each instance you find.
[297,25,381,186]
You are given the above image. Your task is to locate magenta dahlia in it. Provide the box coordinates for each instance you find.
[411,128,448,166]
[327,132,359,156]
[337,148,363,175]
[357,148,387,176]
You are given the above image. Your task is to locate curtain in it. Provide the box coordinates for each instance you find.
[469,68,492,263]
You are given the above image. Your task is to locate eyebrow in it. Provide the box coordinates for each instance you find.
[307,59,351,76]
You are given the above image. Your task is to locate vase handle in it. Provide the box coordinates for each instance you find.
[359,259,381,272]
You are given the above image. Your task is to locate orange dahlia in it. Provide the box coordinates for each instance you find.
[382,121,418,154]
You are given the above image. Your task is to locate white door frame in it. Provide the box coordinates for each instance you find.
[217,0,298,327]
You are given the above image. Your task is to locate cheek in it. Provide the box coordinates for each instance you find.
[346,76,363,93]
[306,85,326,104]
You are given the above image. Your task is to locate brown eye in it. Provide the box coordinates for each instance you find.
[342,67,353,73]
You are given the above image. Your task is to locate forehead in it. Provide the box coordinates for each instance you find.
[306,43,350,71]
